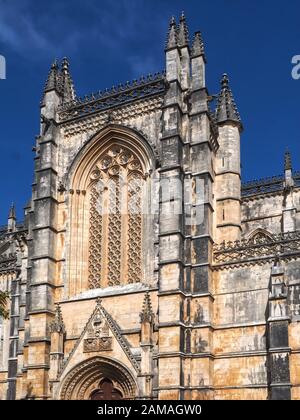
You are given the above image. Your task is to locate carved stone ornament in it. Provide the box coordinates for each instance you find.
[83,307,113,353]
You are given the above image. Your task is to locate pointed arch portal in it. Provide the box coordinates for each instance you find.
[59,356,137,400]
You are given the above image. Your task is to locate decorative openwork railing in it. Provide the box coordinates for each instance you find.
[213,231,300,264]
[58,72,166,122]
[241,175,284,197]
[242,171,300,197]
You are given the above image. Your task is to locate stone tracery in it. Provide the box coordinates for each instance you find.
[88,145,145,289]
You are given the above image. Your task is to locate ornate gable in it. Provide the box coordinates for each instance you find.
[58,298,140,381]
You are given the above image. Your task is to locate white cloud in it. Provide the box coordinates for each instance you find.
[0,0,165,75]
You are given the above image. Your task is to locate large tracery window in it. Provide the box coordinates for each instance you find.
[88,145,144,289]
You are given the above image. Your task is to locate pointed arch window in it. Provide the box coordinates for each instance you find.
[88,145,144,289]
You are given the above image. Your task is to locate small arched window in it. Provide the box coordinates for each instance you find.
[248,229,273,244]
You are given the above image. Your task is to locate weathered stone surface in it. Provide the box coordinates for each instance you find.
[0,14,299,401]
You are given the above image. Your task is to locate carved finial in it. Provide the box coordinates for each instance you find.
[140,291,154,324]
[191,31,205,58]
[62,57,69,72]
[215,73,243,129]
[284,150,292,171]
[166,16,178,51]
[177,11,189,47]
[96,297,102,307]
[49,304,65,334]
[221,73,229,88]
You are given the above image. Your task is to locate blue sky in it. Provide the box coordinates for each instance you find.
[0,0,299,223]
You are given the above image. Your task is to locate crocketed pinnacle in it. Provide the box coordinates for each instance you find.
[191,31,205,59]
[284,150,292,171]
[44,60,59,94]
[140,291,154,324]
[60,57,76,103]
[49,304,65,334]
[177,11,189,47]
[8,203,16,220]
[215,74,242,128]
[166,16,178,50]
[42,58,76,105]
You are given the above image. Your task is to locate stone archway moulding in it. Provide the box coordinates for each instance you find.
[59,356,138,400]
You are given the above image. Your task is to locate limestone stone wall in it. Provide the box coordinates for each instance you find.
[242,189,300,237]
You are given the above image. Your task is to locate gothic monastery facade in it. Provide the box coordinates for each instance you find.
[0,14,300,400]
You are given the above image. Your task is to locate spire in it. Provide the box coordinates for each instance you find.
[8,203,16,220]
[284,150,292,171]
[177,11,189,47]
[41,58,76,106]
[283,149,294,191]
[41,60,61,106]
[166,16,178,51]
[60,57,76,103]
[191,31,205,59]
[43,60,59,94]
[49,304,65,334]
[7,203,16,232]
[140,292,154,324]
[215,74,242,129]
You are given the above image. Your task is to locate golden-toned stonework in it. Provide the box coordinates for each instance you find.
[1,14,300,401]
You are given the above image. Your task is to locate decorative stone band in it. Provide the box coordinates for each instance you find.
[214,230,300,265]
[61,96,164,139]
[0,254,17,272]
[58,72,166,122]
